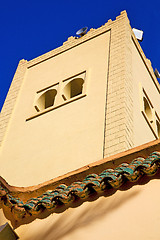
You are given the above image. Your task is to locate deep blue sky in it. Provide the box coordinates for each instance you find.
[0,0,160,111]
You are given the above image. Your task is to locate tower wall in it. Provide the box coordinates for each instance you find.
[0,11,160,187]
[0,31,111,186]
[0,11,160,240]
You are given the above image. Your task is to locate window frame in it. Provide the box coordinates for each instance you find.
[26,71,87,121]
[140,84,160,139]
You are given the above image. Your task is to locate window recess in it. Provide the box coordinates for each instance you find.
[140,85,160,139]
[26,71,87,121]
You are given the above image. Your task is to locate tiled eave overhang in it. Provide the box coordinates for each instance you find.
[1,139,160,228]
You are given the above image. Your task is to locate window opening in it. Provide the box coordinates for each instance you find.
[35,89,57,112]
[62,78,84,100]
[156,120,160,138]
[143,97,153,123]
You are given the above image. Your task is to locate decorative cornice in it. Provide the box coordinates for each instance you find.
[0,151,160,228]
[27,11,128,68]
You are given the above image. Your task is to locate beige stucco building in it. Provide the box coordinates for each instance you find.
[0,10,160,239]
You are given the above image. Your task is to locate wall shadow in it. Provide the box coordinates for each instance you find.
[23,169,160,240]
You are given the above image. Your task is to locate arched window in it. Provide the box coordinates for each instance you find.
[35,89,57,112]
[62,78,84,100]
[156,120,160,138]
[143,97,152,123]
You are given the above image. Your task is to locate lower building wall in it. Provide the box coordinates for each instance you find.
[7,178,159,240]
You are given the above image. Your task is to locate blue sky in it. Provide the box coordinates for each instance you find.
[0,0,160,111]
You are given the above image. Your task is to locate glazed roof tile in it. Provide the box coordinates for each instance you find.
[0,151,160,227]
